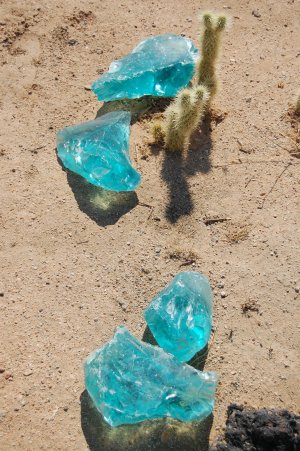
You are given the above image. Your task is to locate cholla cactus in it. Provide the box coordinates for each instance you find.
[164,86,209,151]
[197,12,227,100]
[151,121,165,145]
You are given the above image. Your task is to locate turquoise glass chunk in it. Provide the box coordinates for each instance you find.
[91,34,199,101]
[57,111,141,192]
[84,326,217,427]
[144,272,213,362]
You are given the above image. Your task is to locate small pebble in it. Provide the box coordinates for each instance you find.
[23,370,33,377]
[252,10,261,18]
[221,291,227,298]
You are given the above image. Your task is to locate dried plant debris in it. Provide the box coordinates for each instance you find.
[211,404,300,451]
[286,107,300,158]
[169,249,198,266]
[203,216,231,226]
[241,299,260,316]
[225,222,250,243]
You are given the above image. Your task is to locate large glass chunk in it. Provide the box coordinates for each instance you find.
[91,34,199,101]
[57,111,141,192]
[144,272,213,362]
[84,326,217,427]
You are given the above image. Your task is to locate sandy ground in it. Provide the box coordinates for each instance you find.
[0,0,300,450]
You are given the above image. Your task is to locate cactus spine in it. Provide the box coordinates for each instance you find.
[197,12,227,100]
[164,86,209,151]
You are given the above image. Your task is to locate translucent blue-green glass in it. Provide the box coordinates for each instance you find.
[84,326,217,427]
[57,111,141,192]
[144,272,213,362]
[91,34,199,101]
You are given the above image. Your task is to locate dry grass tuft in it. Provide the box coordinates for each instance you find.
[225,222,250,243]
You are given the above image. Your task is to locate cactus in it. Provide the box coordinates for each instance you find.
[151,121,165,145]
[165,106,183,151]
[197,12,227,100]
[164,86,209,151]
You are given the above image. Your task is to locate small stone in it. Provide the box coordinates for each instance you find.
[23,370,33,376]
[57,111,141,192]
[91,34,199,101]
[220,291,227,298]
[294,287,299,293]
[0,368,5,373]
[144,272,213,362]
[252,10,261,18]
[217,283,224,289]
[84,326,217,426]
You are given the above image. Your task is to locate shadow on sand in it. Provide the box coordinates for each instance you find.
[81,327,212,451]
[65,171,138,227]
[96,96,171,124]
[160,113,213,224]
[81,390,213,451]
[57,96,171,226]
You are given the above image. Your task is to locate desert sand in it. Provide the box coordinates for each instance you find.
[0,0,299,449]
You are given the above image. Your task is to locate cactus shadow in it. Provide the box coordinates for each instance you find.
[80,389,213,451]
[161,151,193,223]
[96,97,171,124]
[161,113,213,223]
[186,112,213,175]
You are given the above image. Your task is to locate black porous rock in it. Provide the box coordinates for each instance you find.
[211,404,300,451]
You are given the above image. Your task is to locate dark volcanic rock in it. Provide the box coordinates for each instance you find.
[211,404,300,451]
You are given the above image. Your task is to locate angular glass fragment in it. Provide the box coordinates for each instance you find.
[84,326,217,427]
[91,34,199,101]
[57,111,141,192]
[144,272,213,362]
